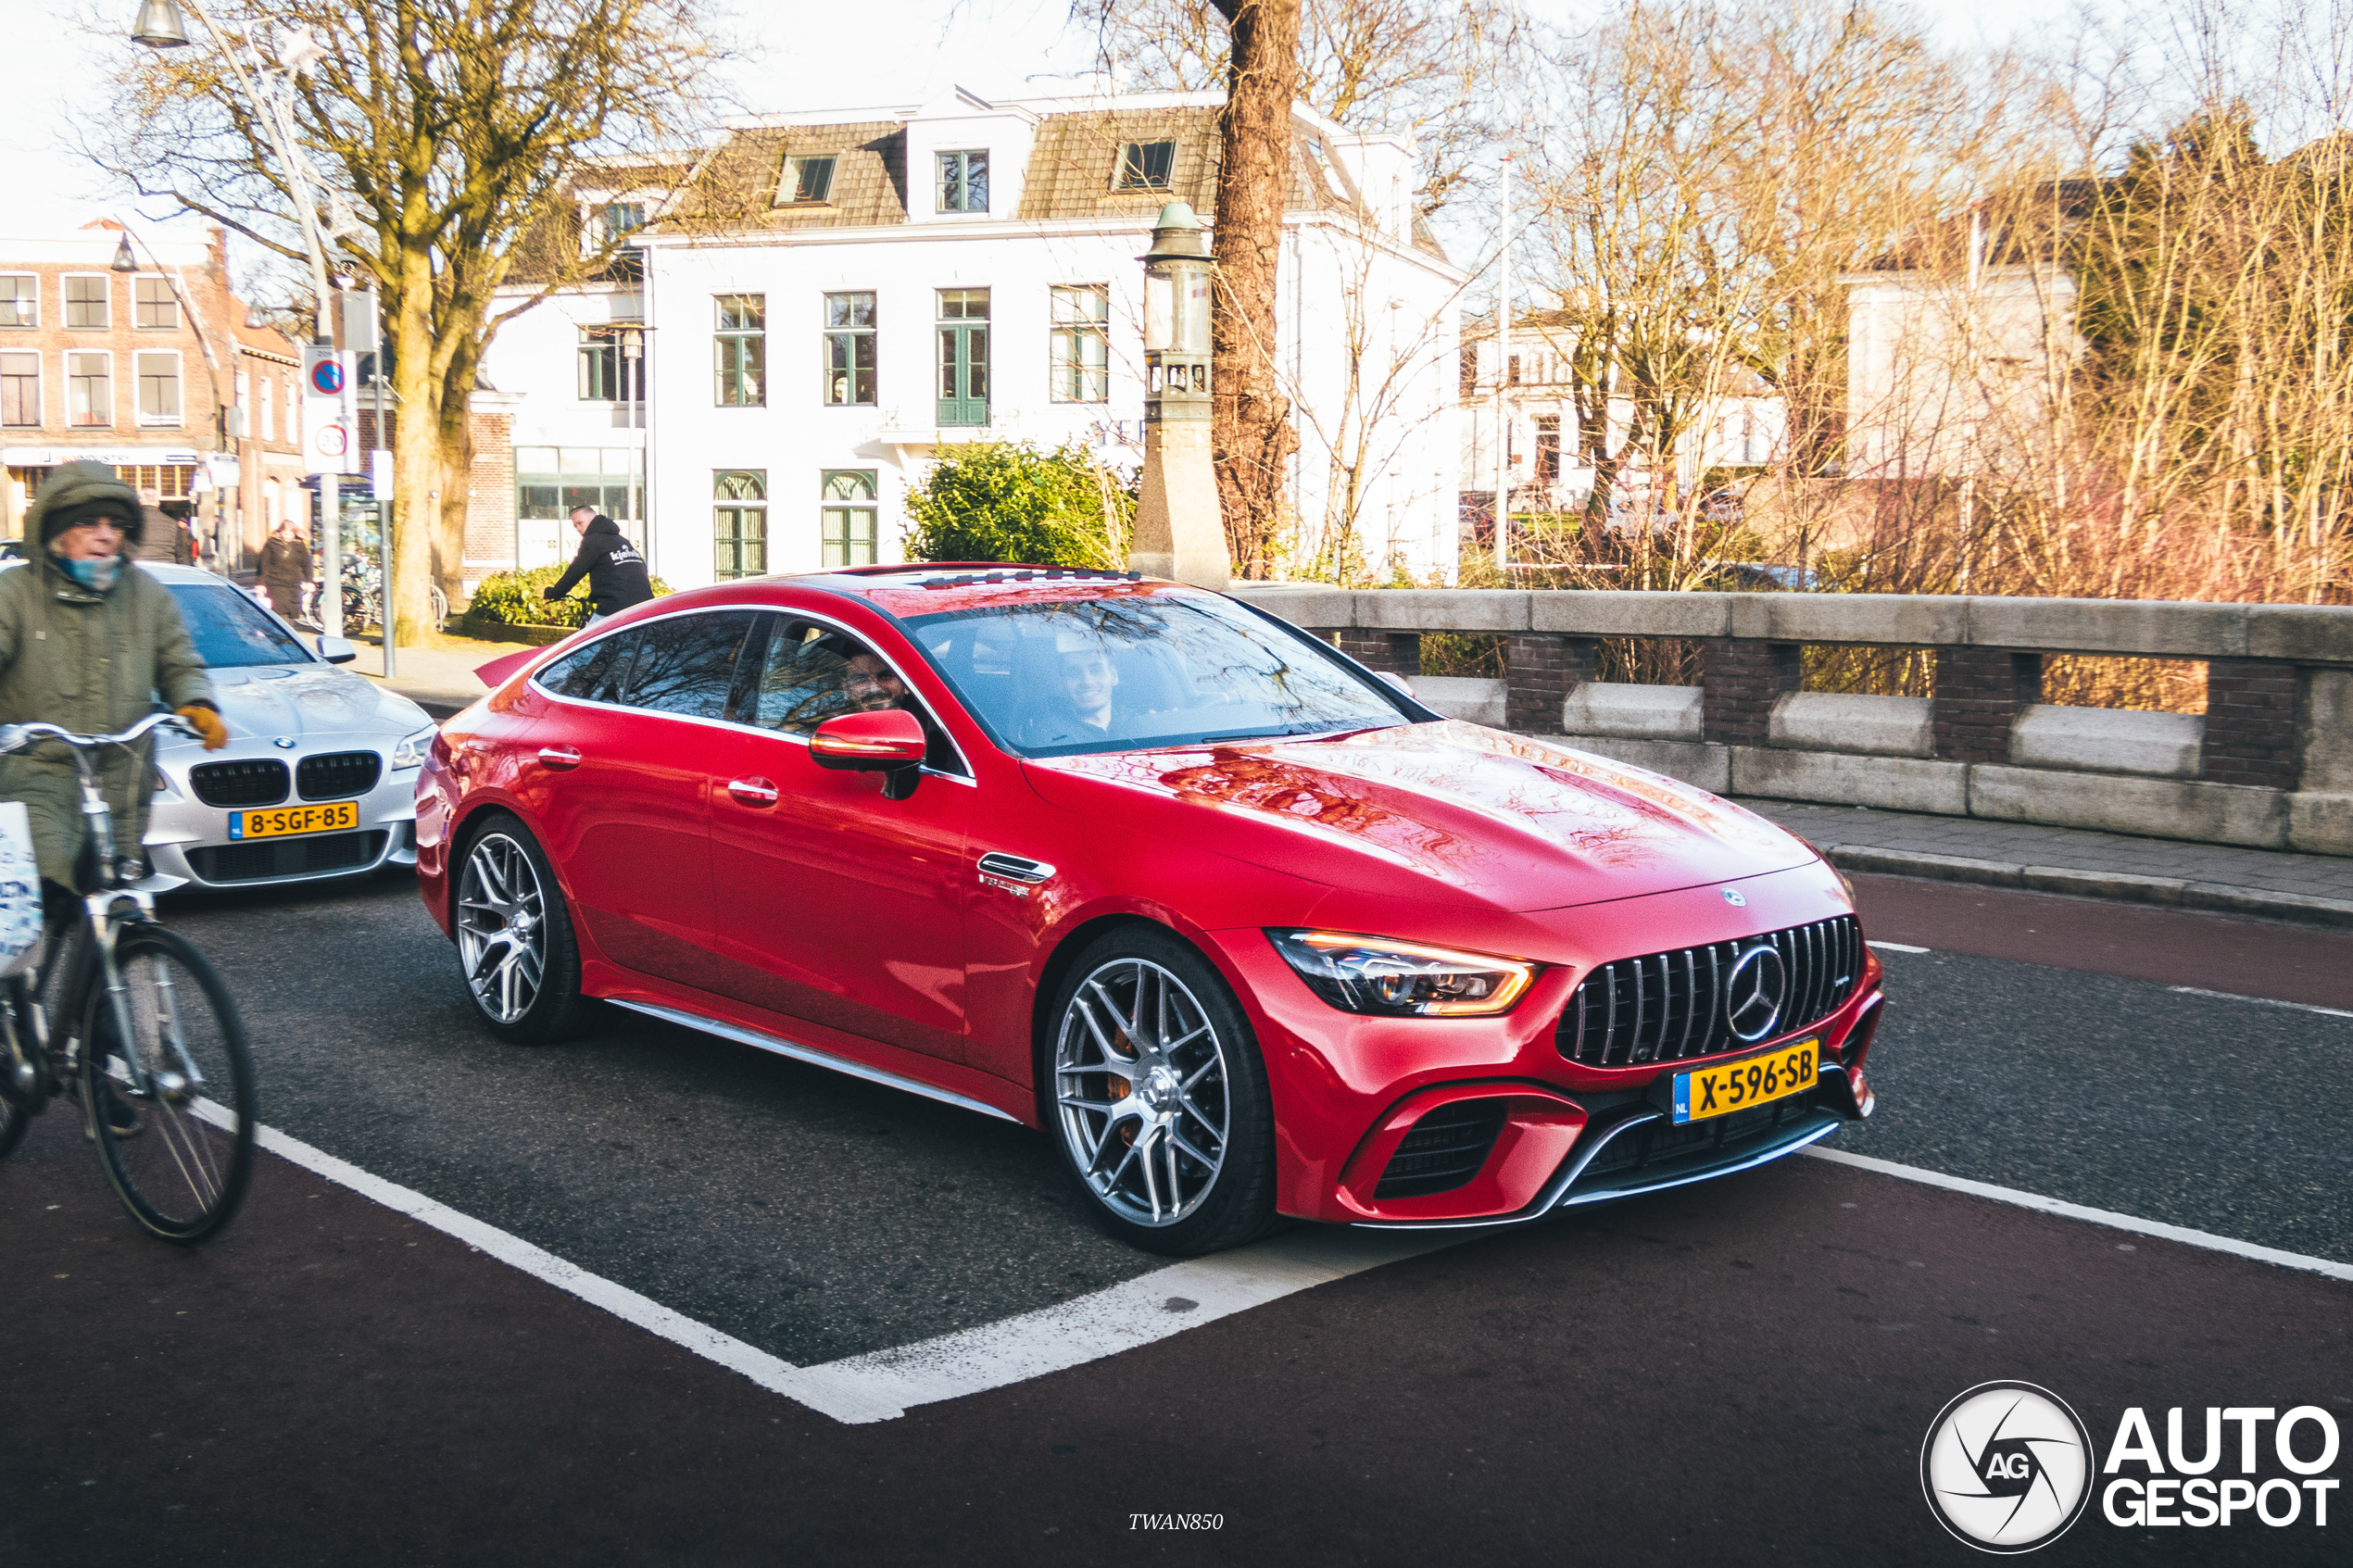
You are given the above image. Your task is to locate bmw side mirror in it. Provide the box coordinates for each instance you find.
[810,709,926,799]
[317,636,358,665]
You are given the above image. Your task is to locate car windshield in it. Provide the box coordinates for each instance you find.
[904,589,1412,756]
[166,583,314,669]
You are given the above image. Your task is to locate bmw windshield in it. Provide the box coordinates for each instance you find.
[903,589,1415,756]
[166,583,315,668]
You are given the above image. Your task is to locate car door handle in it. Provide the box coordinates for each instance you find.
[537,746,582,771]
[726,776,779,807]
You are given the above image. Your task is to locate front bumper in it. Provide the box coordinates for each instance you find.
[1202,881,1888,1226]
[145,763,422,890]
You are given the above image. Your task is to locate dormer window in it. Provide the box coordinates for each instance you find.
[1115,141,1176,192]
[585,202,646,253]
[936,150,988,214]
[778,155,837,206]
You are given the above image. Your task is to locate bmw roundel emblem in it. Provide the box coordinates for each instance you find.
[273,737,297,749]
[1721,887,1746,907]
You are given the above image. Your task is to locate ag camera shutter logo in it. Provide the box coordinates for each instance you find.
[1921,1382,2094,1552]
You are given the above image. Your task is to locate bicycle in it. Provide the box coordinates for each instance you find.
[0,712,257,1243]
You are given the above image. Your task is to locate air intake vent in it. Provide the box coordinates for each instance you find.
[1557,915,1863,1068]
[1374,1099,1507,1200]
[187,830,386,884]
[296,750,383,801]
[189,759,289,808]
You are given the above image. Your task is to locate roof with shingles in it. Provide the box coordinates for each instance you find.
[1017,107,1223,220]
[674,120,912,232]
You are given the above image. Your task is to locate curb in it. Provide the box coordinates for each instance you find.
[1819,844,2353,931]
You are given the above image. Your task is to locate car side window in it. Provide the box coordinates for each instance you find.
[751,615,966,774]
[623,611,761,720]
[537,631,640,705]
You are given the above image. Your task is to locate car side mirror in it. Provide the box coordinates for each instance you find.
[1375,671,1413,698]
[317,636,358,665]
[811,709,927,798]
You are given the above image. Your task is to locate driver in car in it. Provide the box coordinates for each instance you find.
[841,648,911,714]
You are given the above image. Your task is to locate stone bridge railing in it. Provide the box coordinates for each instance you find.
[1229,585,2353,859]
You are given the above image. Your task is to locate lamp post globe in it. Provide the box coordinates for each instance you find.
[109,234,138,273]
[130,0,192,47]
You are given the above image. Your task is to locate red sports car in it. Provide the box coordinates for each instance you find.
[417,569,1884,1255]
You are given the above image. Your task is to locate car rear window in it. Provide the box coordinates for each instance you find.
[166,584,315,669]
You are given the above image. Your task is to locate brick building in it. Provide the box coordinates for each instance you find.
[0,221,304,568]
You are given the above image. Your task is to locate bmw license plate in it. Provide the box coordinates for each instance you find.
[229,801,360,841]
[1672,1040,1818,1123]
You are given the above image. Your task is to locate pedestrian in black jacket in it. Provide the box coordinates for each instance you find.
[545,508,653,624]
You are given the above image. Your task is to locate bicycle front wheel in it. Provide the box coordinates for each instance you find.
[79,926,257,1244]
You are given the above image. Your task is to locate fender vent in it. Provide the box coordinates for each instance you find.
[1374,1100,1507,1200]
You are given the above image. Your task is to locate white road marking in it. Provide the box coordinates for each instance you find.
[2167,985,2353,1020]
[228,1114,1459,1425]
[1805,1148,2353,1284]
[1867,941,1931,954]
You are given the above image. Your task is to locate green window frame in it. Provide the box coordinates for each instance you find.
[1115,141,1176,192]
[577,326,644,402]
[714,469,768,580]
[824,292,876,406]
[714,294,765,406]
[821,470,877,568]
[936,288,989,427]
[936,150,988,214]
[1050,284,1109,403]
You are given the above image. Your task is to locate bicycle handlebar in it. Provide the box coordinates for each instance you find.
[0,710,195,756]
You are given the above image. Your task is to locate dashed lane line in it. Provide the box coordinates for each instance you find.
[1804,1147,2353,1284]
[223,1113,1459,1425]
[1868,941,1932,954]
[2167,985,2353,1021]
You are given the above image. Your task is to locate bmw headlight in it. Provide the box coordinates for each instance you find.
[390,723,438,770]
[1266,930,1537,1017]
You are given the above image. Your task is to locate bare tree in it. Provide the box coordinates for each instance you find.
[80,0,724,637]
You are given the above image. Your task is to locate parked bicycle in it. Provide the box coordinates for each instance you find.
[0,712,256,1243]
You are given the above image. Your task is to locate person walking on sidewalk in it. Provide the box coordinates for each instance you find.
[258,519,311,622]
[544,507,652,627]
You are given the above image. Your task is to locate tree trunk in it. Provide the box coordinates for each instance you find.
[388,233,440,646]
[1208,0,1302,579]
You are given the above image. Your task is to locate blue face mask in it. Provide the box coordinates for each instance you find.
[56,553,120,592]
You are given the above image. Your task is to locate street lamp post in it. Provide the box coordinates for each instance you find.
[1128,202,1227,589]
[132,0,346,638]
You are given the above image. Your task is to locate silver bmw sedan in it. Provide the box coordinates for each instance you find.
[139,563,434,889]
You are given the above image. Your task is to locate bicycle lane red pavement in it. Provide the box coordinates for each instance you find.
[1849,873,2353,1010]
[6,1102,2346,1567]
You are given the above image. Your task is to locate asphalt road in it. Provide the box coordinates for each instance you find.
[5,871,2349,1565]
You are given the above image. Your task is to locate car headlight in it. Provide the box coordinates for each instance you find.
[390,723,438,770]
[1266,929,1538,1017]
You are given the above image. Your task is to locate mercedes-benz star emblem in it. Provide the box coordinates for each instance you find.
[1723,944,1788,1043]
[1721,887,1746,906]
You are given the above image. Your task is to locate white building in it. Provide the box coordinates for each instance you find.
[472,83,1466,591]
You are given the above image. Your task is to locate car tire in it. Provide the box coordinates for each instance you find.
[452,811,595,1046]
[1044,925,1279,1257]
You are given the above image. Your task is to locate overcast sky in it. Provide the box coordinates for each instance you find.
[2,0,2046,245]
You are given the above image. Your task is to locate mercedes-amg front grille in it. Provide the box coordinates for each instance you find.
[1557,915,1863,1068]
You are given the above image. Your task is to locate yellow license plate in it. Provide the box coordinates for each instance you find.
[229,800,360,841]
[1672,1040,1819,1123]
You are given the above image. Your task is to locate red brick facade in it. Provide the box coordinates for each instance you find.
[1932,647,2044,762]
[2199,659,2298,788]
[1506,633,1596,734]
[1702,639,1801,745]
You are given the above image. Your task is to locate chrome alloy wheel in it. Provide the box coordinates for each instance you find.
[1054,957,1232,1227]
[456,834,547,1024]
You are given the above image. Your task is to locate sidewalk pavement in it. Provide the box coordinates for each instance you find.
[1741,797,2353,930]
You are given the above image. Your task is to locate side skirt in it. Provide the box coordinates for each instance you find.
[606,997,1022,1125]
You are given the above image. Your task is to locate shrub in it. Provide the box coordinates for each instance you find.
[467,564,671,631]
[903,441,1133,569]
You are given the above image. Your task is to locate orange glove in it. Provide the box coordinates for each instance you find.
[177,705,230,751]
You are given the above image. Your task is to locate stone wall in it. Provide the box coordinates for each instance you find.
[1234,584,2353,858]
